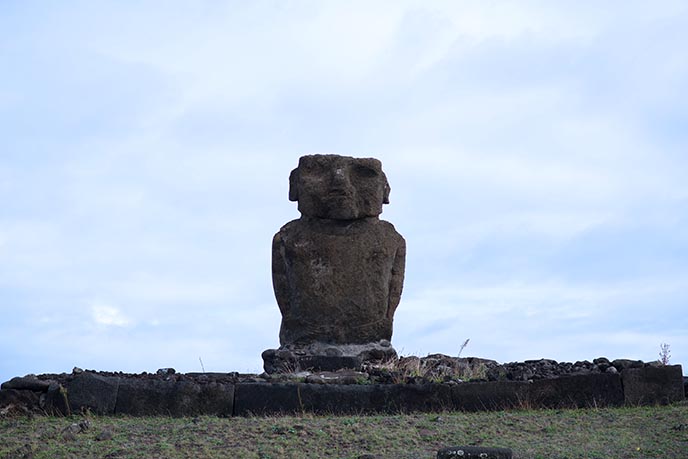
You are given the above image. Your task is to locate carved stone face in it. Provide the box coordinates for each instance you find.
[289,154,390,220]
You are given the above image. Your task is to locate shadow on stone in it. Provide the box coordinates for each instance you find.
[622,365,685,405]
[452,381,531,412]
[234,383,302,416]
[43,383,70,416]
[383,384,453,413]
[115,379,234,416]
[529,373,624,408]
[66,373,120,415]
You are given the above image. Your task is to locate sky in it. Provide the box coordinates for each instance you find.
[1,1,687,383]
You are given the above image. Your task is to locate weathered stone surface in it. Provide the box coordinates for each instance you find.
[234,383,452,416]
[611,359,644,371]
[156,368,176,375]
[266,154,405,372]
[1,375,51,392]
[305,370,369,385]
[383,384,453,413]
[114,379,190,416]
[415,354,499,382]
[298,384,385,414]
[273,217,405,345]
[262,341,397,373]
[66,373,120,415]
[195,382,235,416]
[437,446,512,459]
[493,357,647,381]
[234,383,302,416]
[41,383,71,416]
[262,348,362,373]
[0,389,41,415]
[273,155,405,346]
[451,381,530,411]
[1,360,684,417]
[288,154,390,220]
[622,365,684,405]
[529,373,624,408]
[299,383,450,414]
[114,379,234,417]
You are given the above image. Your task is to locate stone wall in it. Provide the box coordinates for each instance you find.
[1,365,684,417]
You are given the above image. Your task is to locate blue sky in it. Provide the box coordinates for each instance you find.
[1,1,687,383]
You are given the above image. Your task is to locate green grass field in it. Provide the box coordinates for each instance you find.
[2,403,687,458]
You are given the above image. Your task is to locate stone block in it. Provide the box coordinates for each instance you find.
[451,381,530,411]
[297,384,384,414]
[66,373,120,415]
[262,348,364,373]
[114,379,181,416]
[1,375,51,392]
[233,383,302,416]
[263,341,397,374]
[622,365,684,405]
[305,370,370,385]
[529,373,623,408]
[295,355,364,372]
[235,382,452,416]
[195,382,235,416]
[114,379,234,416]
[383,384,453,413]
[41,383,71,416]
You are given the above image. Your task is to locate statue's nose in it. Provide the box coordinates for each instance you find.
[331,168,352,188]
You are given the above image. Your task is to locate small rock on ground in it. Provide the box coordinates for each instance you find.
[96,428,114,441]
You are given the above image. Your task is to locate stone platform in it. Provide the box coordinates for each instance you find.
[1,363,684,417]
[261,340,398,373]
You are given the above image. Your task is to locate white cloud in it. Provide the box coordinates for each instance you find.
[102,275,238,306]
[91,303,131,327]
[1,1,687,384]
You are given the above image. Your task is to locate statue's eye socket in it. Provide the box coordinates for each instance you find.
[301,162,328,177]
[353,164,379,178]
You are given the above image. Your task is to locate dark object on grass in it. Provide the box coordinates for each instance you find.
[96,428,114,441]
[437,445,512,458]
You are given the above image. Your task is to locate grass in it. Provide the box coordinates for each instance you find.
[1,403,687,458]
[373,353,490,384]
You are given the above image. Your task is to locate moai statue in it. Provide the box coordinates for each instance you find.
[262,154,406,373]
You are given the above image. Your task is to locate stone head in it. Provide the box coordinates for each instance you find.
[289,154,391,220]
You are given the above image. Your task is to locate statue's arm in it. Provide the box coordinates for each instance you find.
[387,236,406,319]
[272,232,291,315]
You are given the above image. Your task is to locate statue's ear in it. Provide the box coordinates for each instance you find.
[383,176,391,204]
[288,168,299,202]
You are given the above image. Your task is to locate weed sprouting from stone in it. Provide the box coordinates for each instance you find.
[458,339,470,358]
[369,349,489,384]
[659,343,671,365]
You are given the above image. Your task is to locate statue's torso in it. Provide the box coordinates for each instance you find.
[274,217,404,344]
